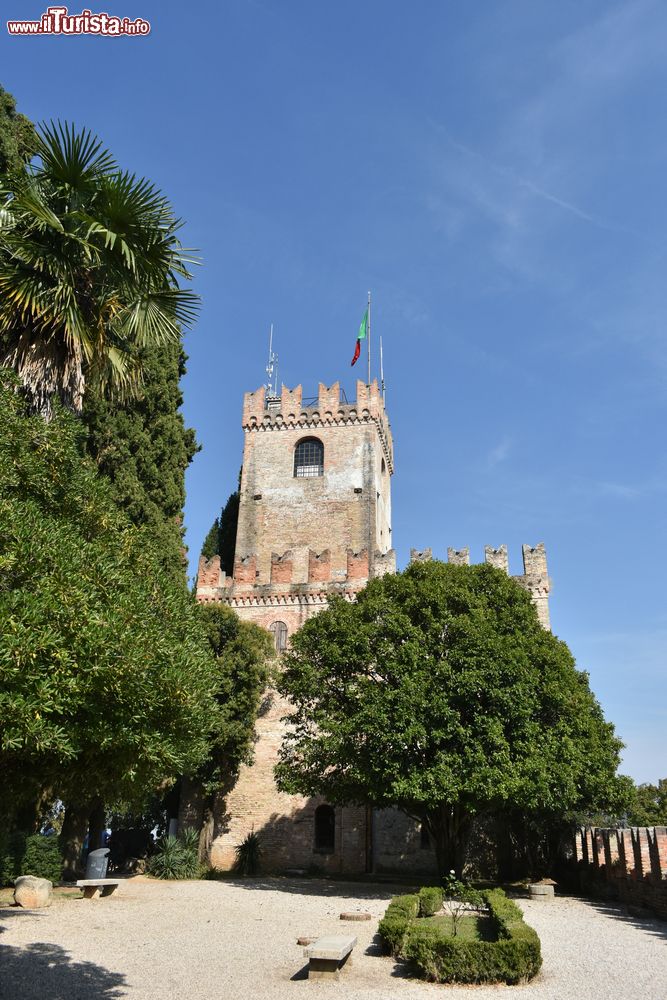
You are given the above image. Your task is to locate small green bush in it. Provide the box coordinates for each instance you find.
[233,830,262,876]
[419,885,444,917]
[379,888,541,985]
[377,893,420,955]
[146,830,202,880]
[0,833,62,886]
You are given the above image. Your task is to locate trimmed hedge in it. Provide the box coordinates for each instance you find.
[0,833,63,886]
[379,887,542,985]
[377,893,419,954]
[418,885,444,916]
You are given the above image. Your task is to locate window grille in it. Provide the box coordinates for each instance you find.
[270,621,288,652]
[314,804,336,853]
[294,437,324,478]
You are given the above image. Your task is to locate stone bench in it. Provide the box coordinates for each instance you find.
[76,879,121,899]
[304,935,356,980]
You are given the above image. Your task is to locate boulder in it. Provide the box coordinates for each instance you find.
[13,875,53,908]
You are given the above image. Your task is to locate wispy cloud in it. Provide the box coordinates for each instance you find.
[424,1,665,280]
[486,436,512,469]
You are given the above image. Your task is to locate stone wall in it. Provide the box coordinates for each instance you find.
[574,826,667,919]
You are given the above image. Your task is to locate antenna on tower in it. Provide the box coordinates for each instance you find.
[265,324,279,399]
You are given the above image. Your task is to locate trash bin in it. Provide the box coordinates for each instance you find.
[85,847,110,880]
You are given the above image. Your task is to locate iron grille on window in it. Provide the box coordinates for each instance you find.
[294,437,324,478]
[270,621,288,652]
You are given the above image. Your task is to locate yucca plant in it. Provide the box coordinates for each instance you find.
[233,830,262,876]
[146,830,202,880]
[0,122,199,418]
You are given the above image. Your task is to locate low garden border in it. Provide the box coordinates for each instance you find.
[378,887,542,985]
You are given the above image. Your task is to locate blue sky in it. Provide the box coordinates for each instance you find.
[3,0,665,783]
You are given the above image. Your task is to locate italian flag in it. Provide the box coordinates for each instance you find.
[351,308,368,366]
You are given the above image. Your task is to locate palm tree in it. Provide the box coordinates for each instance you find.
[0,122,198,417]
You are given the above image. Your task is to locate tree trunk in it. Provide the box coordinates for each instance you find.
[428,802,473,879]
[61,802,90,881]
[87,797,105,853]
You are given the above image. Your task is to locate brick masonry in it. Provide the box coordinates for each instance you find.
[574,826,667,919]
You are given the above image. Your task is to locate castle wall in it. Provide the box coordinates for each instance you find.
[574,826,667,919]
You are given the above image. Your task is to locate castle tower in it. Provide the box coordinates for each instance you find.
[197,378,395,642]
[192,378,395,873]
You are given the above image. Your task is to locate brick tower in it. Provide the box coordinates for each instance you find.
[197,377,395,639]
[194,378,395,873]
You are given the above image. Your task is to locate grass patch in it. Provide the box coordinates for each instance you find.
[420,913,494,942]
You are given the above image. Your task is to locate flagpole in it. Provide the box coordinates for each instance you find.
[380,335,385,404]
[367,290,371,387]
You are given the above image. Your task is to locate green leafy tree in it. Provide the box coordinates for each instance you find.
[180,603,273,858]
[276,560,625,877]
[82,341,198,579]
[0,85,37,175]
[626,779,667,826]
[0,122,198,417]
[0,371,218,870]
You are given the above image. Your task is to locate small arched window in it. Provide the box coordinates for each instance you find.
[314,804,336,853]
[381,458,386,474]
[270,621,288,652]
[294,437,324,478]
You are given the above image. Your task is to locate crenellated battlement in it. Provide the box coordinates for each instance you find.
[410,543,551,629]
[197,545,396,599]
[240,379,393,472]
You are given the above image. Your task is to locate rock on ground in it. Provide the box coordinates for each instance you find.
[13,875,52,909]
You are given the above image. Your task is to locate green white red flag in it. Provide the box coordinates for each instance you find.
[351,308,368,366]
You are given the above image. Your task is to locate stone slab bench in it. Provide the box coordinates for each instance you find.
[304,935,356,981]
[76,879,121,899]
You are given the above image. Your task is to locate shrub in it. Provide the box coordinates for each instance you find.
[233,830,262,876]
[379,888,541,984]
[146,830,202,880]
[418,886,444,917]
[377,893,420,955]
[0,833,62,886]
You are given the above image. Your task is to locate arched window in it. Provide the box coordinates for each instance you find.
[314,804,336,853]
[270,621,288,652]
[294,437,324,478]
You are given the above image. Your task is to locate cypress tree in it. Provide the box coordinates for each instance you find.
[0,85,37,175]
[82,342,199,581]
[201,518,220,560]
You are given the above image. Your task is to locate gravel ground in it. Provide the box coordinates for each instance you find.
[0,877,665,1000]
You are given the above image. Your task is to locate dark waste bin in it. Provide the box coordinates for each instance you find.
[86,847,110,880]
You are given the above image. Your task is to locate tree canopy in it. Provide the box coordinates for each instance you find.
[626,778,667,827]
[276,559,625,876]
[0,122,198,416]
[0,85,37,175]
[0,370,218,816]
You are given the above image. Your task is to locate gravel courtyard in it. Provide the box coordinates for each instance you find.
[0,877,665,1000]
